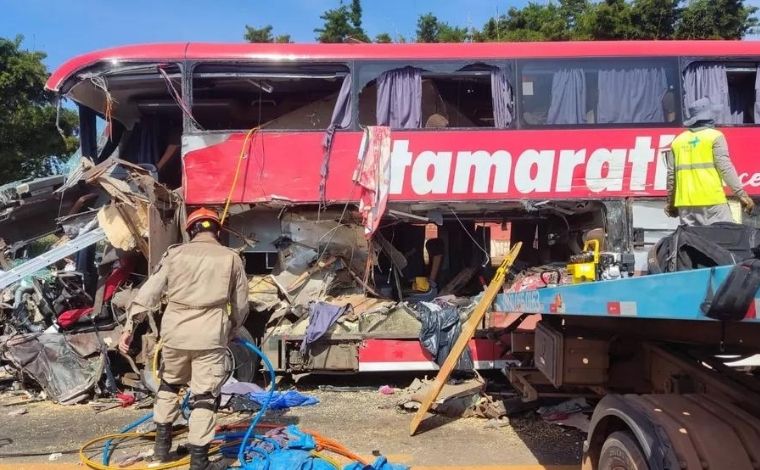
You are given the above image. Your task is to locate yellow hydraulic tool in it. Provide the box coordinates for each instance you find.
[567,239,600,283]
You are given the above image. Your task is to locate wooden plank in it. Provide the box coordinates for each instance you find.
[409,242,522,436]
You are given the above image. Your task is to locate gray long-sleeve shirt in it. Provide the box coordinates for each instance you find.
[666,124,747,202]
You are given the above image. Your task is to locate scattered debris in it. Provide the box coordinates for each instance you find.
[537,398,592,432]
[7,407,27,416]
[48,452,63,461]
[378,385,396,395]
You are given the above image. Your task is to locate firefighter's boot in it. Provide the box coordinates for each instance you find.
[152,423,173,462]
[188,444,227,470]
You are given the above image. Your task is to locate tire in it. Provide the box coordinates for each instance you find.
[228,326,260,383]
[598,431,649,470]
[140,327,260,392]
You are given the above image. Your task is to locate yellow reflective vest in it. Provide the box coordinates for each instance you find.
[671,128,727,207]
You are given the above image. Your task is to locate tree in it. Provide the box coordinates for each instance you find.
[581,0,635,39]
[416,12,471,42]
[244,25,291,43]
[416,13,440,42]
[629,0,681,39]
[314,0,369,43]
[0,36,77,184]
[374,32,393,43]
[474,0,756,42]
[676,0,757,39]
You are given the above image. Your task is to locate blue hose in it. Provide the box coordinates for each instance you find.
[236,338,277,470]
[101,391,191,464]
[100,339,274,468]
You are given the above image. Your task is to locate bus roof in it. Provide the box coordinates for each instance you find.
[47,40,760,92]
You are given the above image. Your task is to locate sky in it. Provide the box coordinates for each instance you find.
[0,0,525,72]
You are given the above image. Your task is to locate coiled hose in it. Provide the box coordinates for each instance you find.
[80,339,367,470]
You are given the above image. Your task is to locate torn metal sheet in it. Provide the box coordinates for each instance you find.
[0,332,105,404]
[0,228,106,290]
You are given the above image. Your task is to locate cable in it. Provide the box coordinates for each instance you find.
[449,208,491,267]
[82,338,371,470]
[220,127,259,226]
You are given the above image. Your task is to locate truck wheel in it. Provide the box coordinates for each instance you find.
[598,431,648,470]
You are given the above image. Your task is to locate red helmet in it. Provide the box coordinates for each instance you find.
[185,207,221,231]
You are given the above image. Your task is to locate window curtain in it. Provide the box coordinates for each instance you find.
[597,67,668,123]
[547,69,586,125]
[78,105,98,160]
[137,116,160,166]
[376,66,422,129]
[683,64,731,124]
[491,66,514,128]
[320,74,353,207]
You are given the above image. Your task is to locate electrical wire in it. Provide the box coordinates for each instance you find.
[157,66,203,130]
[450,208,491,267]
[220,127,259,226]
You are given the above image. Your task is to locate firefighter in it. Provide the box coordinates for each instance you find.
[118,207,249,470]
[665,97,755,226]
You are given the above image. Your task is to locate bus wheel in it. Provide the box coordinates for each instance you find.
[227,326,259,383]
[598,431,648,470]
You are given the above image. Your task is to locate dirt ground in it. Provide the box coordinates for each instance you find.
[0,375,583,469]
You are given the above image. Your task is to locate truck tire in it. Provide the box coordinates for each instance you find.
[598,431,648,470]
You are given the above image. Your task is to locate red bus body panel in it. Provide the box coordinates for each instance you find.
[183,128,760,205]
[46,40,760,92]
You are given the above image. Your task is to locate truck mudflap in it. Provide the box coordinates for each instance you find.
[585,394,760,470]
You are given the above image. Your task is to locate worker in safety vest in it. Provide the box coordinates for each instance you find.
[118,208,248,470]
[665,97,755,225]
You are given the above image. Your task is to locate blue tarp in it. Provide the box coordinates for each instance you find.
[242,425,410,470]
[248,390,319,410]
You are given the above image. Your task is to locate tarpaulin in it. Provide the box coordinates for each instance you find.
[415,301,473,371]
[248,390,319,410]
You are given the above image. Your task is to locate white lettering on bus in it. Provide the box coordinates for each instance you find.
[389,135,680,196]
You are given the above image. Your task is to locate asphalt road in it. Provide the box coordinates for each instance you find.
[0,378,583,469]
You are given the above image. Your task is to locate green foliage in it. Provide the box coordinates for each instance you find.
[471,0,755,42]
[416,12,471,42]
[676,0,757,39]
[374,32,393,43]
[244,25,291,43]
[246,0,757,45]
[314,0,369,43]
[0,36,78,185]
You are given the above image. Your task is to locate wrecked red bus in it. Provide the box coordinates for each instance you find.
[46,41,760,374]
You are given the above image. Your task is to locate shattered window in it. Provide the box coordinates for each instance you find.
[420,71,495,128]
[683,62,759,125]
[191,64,350,131]
[359,66,504,128]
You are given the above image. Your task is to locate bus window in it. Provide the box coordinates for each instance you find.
[683,62,758,125]
[191,64,349,131]
[519,58,678,127]
[360,65,513,129]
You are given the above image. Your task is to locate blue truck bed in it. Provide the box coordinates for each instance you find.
[496,265,759,323]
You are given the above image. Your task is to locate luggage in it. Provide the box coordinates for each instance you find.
[648,223,760,273]
[702,259,760,321]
